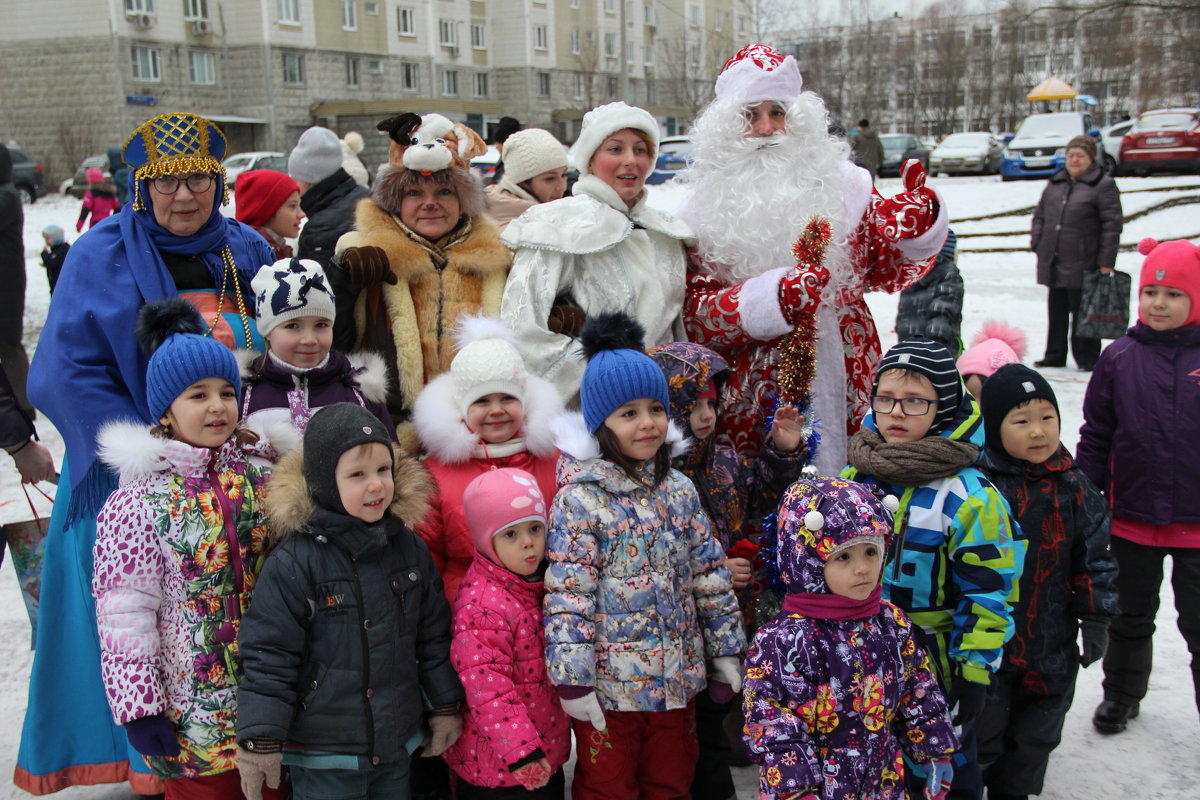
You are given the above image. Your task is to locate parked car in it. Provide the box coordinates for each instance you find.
[878,134,929,177]
[471,144,501,183]
[221,151,287,187]
[67,154,110,198]
[1119,108,1200,176]
[1100,119,1134,175]
[1000,111,1100,181]
[646,135,691,185]
[6,145,47,204]
[930,132,1004,175]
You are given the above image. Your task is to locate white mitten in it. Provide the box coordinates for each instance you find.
[560,692,607,731]
[712,656,743,693]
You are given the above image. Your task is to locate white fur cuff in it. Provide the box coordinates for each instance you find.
[738,266,794,341]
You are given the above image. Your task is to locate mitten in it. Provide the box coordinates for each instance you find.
[712,655,743,693]
[924,757,954,800]
[123,714,180,757]
[947,674,988,727]
[75,218,85,233]
[778,262,831,325]
[560,691,607,731]
[237,745,283,800]
[1080,619,1109,667]
[424,713,463,757]
[340,245,398,287]
[873,159,938,242]
[511,757,553,791]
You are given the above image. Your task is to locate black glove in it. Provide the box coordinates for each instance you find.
[1080,620,1109,667]
[340,245,397,287]
[947,673,988,727]
[124,713,181,757]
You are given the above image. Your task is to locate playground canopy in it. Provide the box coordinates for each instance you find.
[1027,77,1078,102]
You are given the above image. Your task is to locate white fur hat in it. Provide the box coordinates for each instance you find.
[715,43,803,105]
[501,128,568,187]
[569,101,660,176]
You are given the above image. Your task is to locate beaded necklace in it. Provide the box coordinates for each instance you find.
[204,245,254,346]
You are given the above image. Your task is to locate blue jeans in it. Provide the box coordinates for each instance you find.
[291,761,411,800]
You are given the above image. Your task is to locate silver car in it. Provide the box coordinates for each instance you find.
[930,132,1004,175]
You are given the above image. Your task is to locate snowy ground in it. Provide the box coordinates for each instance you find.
[2,173,1199,798]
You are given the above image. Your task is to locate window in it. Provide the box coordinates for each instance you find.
[282,51,305,85]
[125,0,154,12]
[131,46,160,80]
[366,57,383,73]
[471,22,486,49]
[571,28,580,54]
[441,69,458,96]
[341,0,356,29]
[715,10,727,31]
[689,44,700,68]
[646,81,656,104]
[1022,54,1046,73]
[688,4,699,26]
[364,1,378,13]
[533,24,548,51]
[537,72,551,97]
[571,0,579,7]
[439,18,456,46]
[574,73,584,99]
[604,32,616,57]
[397,6,414,35]
[643,3,654,25]
[188,50,215,84]
[346,56,360,87]
[183,0,207,20]
[737,14,747,35]
[473,72,488,97]
[603,0,615,13]
[278,0,299,24]
[607,75,617,98]
[643,43,654,65]
[627,41,634,64]
[401,61,419,90]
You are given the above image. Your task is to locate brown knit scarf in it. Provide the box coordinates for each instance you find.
[846,427,980,487]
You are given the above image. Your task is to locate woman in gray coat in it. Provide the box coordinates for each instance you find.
[1031,135,1123,371]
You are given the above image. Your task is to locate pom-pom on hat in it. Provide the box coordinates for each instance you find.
[715,43,804,105]
[1137,237,1200,327]
[980,363,1060,452]
[579,311,670,433]
[875,338,963,435]
[288,126,344,185]
[137,297,242,422]
[449,315,528,418]
[463,468,547,565]
[122,112,228,211]
[342,131,365,154]
[500,128,568,189]
[251,258,337,338]
[235,169,301,229]
[302,403,393,515]
[956,320,1027,381]
[569,102,660,177]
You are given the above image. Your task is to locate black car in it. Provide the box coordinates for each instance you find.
[6,146,47,204]
[878,134,930,177]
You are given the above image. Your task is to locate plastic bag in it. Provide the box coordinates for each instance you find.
[1076,270,1131,340]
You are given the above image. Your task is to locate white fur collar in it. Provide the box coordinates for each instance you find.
[551,411,689,462]
[347,350,390,405]
[96,420,227,485]
[240,414,304,459]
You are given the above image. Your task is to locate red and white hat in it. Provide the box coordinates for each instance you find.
[463,468,547,564]
[715,44,803,105]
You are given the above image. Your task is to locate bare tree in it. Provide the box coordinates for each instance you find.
[572,28,608,111]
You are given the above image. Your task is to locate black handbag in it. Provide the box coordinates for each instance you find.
[1076,270,1131,340]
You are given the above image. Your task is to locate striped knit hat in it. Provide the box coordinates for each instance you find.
[874,338,963,435]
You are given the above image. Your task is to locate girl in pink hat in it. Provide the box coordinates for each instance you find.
[76,166,121,230]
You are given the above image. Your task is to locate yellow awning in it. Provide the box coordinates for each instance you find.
[1026,77,1078,102]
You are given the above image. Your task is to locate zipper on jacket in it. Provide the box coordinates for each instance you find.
[208,455,246,618]
[347,554,376,761]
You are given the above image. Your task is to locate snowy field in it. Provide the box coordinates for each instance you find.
[2,172,1198,798]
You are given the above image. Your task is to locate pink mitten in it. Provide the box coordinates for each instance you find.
[511,758,553,791]
[873,159,937,242]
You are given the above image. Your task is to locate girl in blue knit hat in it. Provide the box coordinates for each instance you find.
[91,298,282,800]
[543,311,746,800]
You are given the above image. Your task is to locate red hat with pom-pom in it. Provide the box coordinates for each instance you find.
[1137,237,1200,327]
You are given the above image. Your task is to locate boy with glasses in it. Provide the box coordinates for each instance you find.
[841,338,1024,800]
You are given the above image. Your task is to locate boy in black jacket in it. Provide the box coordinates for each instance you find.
[975,365,1118,800]
[40,225,70,294]
[237,403,464,800]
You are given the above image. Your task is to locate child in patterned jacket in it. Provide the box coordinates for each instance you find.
[544,312,746,800]
[443,468,571,798]
[743,477,959,800]
[91,299,280,798]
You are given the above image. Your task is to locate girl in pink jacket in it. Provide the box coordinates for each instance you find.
[443,468,571,798]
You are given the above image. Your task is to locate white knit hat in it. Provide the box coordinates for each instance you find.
[715,43,804,105]
[500,128,568,187]
[288,126,344,184]
[569,101,660,176]
[252,258,337,337]
[450,316,528,417]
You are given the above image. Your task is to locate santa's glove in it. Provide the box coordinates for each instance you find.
[560,690,608,731]
[510,756,554,791]
[123,713,181,758]
[778,261,831,325]
[947,672,988,728]
[423,712,463,757]
[923,757,955,800]
[340,245,398,287]
[237,741,283,800]
[1080,619,1109,667]
[710,655,744,701]
[873,159,938,242]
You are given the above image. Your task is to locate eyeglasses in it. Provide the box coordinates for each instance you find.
[149,173,216,195]
[870,395,934,416]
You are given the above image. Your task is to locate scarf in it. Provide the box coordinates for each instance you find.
[783,584,882,621]
[472,436,529,460]
[388,213,473,270]
[847,427,979,487]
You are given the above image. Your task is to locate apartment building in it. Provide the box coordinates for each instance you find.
[0,0,751,180]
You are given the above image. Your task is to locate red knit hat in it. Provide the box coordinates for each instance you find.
[234,169,300,228]
[1137,237,1200,327]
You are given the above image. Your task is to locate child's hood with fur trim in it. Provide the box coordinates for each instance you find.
[552,411,689,489]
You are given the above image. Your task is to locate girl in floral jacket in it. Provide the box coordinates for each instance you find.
[92,300,280,798]
[743,478,958,800]
[545,313,745,800]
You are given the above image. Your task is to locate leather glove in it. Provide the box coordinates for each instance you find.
[238,747,283,800]
[712,656,743,693]
[561,691,608,731]
[873,159,938,242]
[924,757,955,800]
[548,303,587,338]
[423,713,462,757]
[947,674,988,728]
[511,757,553,791]
[778,261,831,325]
[340,245,398,287]
[1080,619,1109,667]
[123,713,180,757]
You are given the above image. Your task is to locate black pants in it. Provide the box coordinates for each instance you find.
[454,769,564,800]
[976,668,1076,797]
[1102,536,1200,718]
[1043,286,1101,369]
[689,689,736,800]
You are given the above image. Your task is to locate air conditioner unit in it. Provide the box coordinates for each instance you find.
[131,11,155,29]
[190,19,211,35]
[366,59,384,74]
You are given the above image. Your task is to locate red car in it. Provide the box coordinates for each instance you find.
[1120,108,1200,175]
